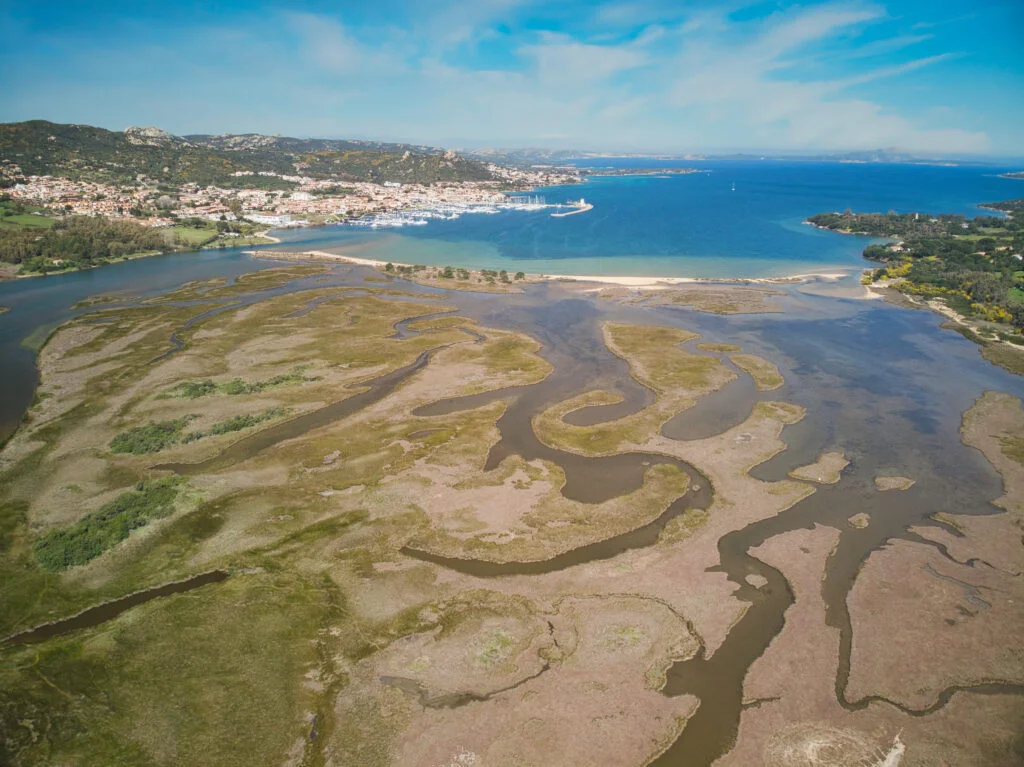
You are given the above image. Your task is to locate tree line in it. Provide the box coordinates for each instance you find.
[0,215,173,272]
[810,205,1024,329]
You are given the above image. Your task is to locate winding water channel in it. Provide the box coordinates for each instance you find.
[3,254,1024,765]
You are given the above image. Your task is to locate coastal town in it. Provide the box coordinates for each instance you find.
[1,162,580,232]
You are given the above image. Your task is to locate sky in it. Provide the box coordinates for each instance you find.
[1,0,1022,157]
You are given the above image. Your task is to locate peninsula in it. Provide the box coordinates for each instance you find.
[807,201,1024,372]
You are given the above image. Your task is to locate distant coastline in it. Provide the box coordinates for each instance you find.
[581,168,706,177]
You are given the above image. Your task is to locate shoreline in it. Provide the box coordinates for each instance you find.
[4,229,279,282]
[245,248,852,287]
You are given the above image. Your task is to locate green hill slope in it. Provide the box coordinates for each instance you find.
[0,121,495,185]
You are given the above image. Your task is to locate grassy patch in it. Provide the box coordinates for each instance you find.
[169,224,217,246]
[0,570,330,767]
[32,478,185,571]
[660,507,709,543]
[696,342,741,353]
[181,407,289,443]
[1000,436,1024,466]
[166,366,319,399]
[533,323,734,455]
[981,342,1024,376]
[728,352,784,391]
[209,407,288,436]
[202,234,277,248]
[481,333,552,380]
[110,416,193,455]
[0,212,55,229]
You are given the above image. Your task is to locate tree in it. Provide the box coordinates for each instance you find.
[385,262,395,272]
[441,266,454,279]
[515,271,525,280]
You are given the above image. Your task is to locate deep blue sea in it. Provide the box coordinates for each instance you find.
[271,159,1023,279]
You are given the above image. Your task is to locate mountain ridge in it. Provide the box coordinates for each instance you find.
[0,120,495,186]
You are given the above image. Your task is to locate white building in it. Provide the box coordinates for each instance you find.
[245,212,293,226]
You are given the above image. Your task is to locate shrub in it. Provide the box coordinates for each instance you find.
[172,380,217,398]
[110,417,192,454]
[33,478,184,571]
[208,407,287,436]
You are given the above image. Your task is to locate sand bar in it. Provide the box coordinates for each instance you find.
[246,248,852,288]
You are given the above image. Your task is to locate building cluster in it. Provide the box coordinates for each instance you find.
[3,163,580,230]
[7,176,153,218]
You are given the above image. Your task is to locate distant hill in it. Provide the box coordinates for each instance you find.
[0,120,496,186]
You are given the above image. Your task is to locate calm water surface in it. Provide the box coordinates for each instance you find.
[271,160,1022,277]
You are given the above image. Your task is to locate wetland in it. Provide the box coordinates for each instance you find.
[1,251,1022,767]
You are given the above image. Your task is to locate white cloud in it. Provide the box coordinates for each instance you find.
[518,32,649,82]
[657,3,989,153]
[2,0,996,154]
[286,12,409,75]
[224,3,995,153]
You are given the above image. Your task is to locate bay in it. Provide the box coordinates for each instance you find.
[269,159,1023,278]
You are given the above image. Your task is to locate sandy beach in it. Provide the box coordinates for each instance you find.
[246,248,853,288]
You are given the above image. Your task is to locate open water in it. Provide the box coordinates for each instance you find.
[270,159,1023,278]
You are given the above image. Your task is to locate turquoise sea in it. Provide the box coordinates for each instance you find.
[271,159,1024,278]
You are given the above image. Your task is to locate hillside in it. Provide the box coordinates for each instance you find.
[0,120,496,185]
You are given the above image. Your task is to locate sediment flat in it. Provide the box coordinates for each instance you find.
[2,262,1022,767]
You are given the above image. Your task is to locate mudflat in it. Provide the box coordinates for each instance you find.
[1,264,1021,767]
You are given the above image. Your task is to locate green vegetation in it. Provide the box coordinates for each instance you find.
[183,407,289,443]
[169,223,218,246]
[984,198,1024,214]
[0,570,331,766]
[534,324,735,455]
[110,417,193,455]
[0,195,55,231]
[171,216,269,249]
[0,201,277,274]
[0,213,173,273]
[808,204,1024,330]
[999,435,1024,466]
[728,352,784,391]
[208,407,288,435]
[32,478,184,571]
[0,119,496,185]
[172,380,218,398]
[167,366,319,398]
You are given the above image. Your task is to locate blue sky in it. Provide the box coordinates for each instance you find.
[1,0,1022,156]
